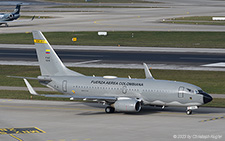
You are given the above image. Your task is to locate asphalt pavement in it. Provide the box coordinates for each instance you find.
[0,44,225,71]
[1,0,225,33]
[0,99,224,141]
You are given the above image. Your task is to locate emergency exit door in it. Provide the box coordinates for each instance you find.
[62,80,67,92]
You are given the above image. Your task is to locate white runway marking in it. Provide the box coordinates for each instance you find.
[202,62,225,67]
[69,60,101,65]
[180,57,225,61]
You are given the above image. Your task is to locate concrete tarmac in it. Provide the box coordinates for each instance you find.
[0,99,224,141]
[1,0,225,33]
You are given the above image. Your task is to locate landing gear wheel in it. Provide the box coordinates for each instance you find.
[186,110,192,115]
[105,106,115,113]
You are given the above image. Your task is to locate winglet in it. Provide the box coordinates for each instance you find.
[143,63,154,79]
[23,78,39,95]
[31,15,35,21]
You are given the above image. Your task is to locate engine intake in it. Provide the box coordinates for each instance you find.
[9,14,14,18]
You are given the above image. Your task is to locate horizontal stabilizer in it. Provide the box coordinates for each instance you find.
[23,79,38,95]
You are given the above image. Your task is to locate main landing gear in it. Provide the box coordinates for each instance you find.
[0,23,9,27]
[105,106,115,113]
[186,106,198,115]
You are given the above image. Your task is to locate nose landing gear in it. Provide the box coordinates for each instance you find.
[186,106,198,115]
[186,109,192,115]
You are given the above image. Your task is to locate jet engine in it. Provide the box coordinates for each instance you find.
[8,14,14,19]
[113,99,141,112]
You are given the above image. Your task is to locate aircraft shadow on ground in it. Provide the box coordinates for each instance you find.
[75,103,225,116]
[76,104,167,115]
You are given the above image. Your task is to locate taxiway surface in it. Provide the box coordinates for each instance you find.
[0,99,224,141]
[1,0,225,33]
[1,46,225,71]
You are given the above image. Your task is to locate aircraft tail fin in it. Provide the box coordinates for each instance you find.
[13,3,22,14]
[32,31,84,76]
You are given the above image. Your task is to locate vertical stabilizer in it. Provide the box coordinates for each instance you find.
[32,31,84,76]
[13,4,22,14]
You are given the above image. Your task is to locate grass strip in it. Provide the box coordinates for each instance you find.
[168,16,214,21]
[45,0,157,3]
[163,16,225,26]
[203,98,225,108]
[49,5,160,8]
[0,90,69,101]
[1,31,225,48]
[1,65,225,94]
[19,16,54,19]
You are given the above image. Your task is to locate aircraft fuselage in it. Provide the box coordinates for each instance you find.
[43,76,209,107]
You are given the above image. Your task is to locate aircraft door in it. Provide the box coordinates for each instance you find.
[62,80,67,92]
[178,86,184,98]
[122,86,127,94]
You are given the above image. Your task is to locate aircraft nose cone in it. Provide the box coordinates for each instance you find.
[203,94,213,104]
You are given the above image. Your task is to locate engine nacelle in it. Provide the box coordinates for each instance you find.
[8,14,14,18]
[113,99,141,112]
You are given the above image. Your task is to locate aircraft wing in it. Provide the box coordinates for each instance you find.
[10,15,35,22]
[0,20,8,23]
[23,78,117,103]
[42,95,117,103]
[14,15,35,22]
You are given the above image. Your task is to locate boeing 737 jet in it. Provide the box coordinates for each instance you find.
[11,31,213,115]
[0,3,34,27]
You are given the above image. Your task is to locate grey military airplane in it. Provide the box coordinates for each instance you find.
[12,31,213,115]
[0,3,34,27]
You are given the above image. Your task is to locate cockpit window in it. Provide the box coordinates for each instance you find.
[186,88,194,93]
[186,88,191,92]
[198,90,207,95]
[194,90,198,94]
[186,88,206,94]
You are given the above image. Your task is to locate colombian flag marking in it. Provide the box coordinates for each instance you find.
[46,49,50,54]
